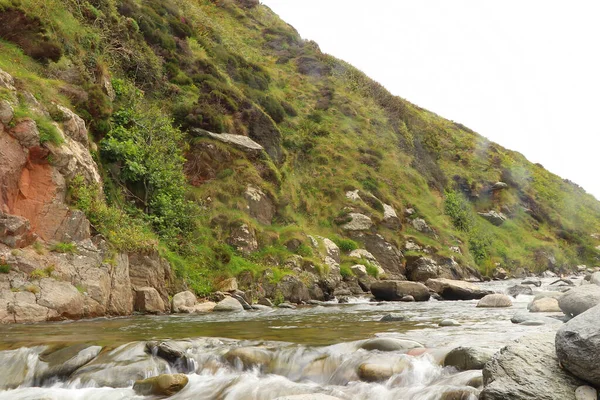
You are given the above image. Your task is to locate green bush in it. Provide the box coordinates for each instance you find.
[444,190,473,232]
[0,264,10,274]
[334,237,358,253]
[340,264,354,278]
[35,116,64,145]
[51,242,77,254]
[365,264,379,278]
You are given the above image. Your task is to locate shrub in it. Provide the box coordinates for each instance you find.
[340,264,354,279]
[334,237,358,253]
[444,190,473,232]
[0,264,10,274]
[365,264,380,278]
[30,269,48,279]
[257,94,285,123]
[51,242,77,254]
[35,116,63,145]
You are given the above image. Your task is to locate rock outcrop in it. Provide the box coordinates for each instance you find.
[425,278,491,300]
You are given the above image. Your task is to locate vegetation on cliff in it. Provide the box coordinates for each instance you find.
[2,0,599,295]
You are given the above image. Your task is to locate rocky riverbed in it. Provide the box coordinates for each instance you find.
[1,277,598,399]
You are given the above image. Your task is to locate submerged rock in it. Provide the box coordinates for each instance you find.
[357,362,405,382]
[477,294,512,308]
[379,313,407,322]
[273,395,342,400]
[359,337,423,352]
[133,373,189,396]
[439,319,461,327]
[225,347,272,369]
[480,334,584,400]
[506,284,533,297]
[444,347,496,371]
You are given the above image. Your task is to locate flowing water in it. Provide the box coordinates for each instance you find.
[0,278,571,399]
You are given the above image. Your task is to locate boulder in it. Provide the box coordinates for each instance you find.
[38,278,85,319]
[0,213,36,248]
[528,297,561,313]
[406,257,441,282]
[411,218,434,234]
[342,213,373,231]
[133,374,189,397]
[213,296,244,312]
[227,224,258,255]
[477,294,513,308]
[379,313,407,322]
[589,272,600,286]
[191,129,264,157]
[478,211,507,226]
[425,278,492,300]
[491,182,509,191]
[556,304,600,386]
[357,362,403,382]
[356,233,404,276]
[244,186,275,225]
[522,278,542,287]
[345,190,361,201]
[191,302,216,313]
[351,264,367,277]
[258,297,273,307]
[558,285,600,317]
[400,295,415,302]
[575,386,598,400]
[134,287,165,314]
[9,118,40,148]
[360,337,423,352]
[171,291,196,313]
[348,249,385,276]
[371,281,430,302]
[0,99,13,125]
[541,270,557,278]
[225,347,272,369]
[439,319,461,327]
[506,284,533,297]
[480,334,584,400]
[492,267,508,280]
[217,277,238,292]
[382,204,401,230]
[444,347,496,370]
[36,344,102,383]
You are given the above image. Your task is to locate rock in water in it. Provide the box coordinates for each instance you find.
[133,373,189,396]
[360,337,423,352]
[379,313,407,322]
[370,281,430,302]
[213,296,244,312]
[171,291,196,313]
[528,297,561,313]
[439,319,461,327]
[273,395,342,400]
[558,285,600,317]
[444,347,496,370]
[506,284,533,297]
[556,304,600,386]
[477,294,513,308]
[425,278,492,300]
[480,334,584,400]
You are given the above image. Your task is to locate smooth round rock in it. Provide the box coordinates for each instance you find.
[575,385,597,400]
[360,338,423,352]
[439,319,461,327]
[380,313,407,322]
[477,294,513,308]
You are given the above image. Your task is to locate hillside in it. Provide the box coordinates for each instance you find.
[1,0,599,302]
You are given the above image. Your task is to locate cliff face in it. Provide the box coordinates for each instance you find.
[0,68,172,323]
[0,0,599,316]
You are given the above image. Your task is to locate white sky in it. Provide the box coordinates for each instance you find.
[261,0,600,199]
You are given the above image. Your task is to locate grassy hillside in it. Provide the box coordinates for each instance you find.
[2,0,599,294]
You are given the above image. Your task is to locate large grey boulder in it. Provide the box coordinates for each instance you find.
[342,213,373,231]
[171,291,196,313]
[506,284,533,297]
[480,334,584,400]
[382,204,401,230]
[359,337,423,352]
[528,297,561,313]
[477,294,512,308]
[405,257,441,282]
[558,285,600,317]
[213,296,244,312]
[370,281,430,302]
[244,186,275,225]
[134,287,165,314]
[556,304,600,386]
[426,278,492,300]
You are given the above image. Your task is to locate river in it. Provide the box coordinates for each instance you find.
[0,278,570,399]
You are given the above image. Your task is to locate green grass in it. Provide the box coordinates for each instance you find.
[51,242,76,254]
[0,264,10,274]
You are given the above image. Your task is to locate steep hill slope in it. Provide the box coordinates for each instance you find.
[0,0,599,300]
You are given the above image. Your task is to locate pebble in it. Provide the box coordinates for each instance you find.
[575,385,597,400]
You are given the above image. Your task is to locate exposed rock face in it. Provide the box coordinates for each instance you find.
[342,213,373,231]
[352,233,404,277]
[477,294,513,308]
[38,278,85,319]
[128,251,171,306]
[556,304,600,386]
[481,334,584,400]
[370,281,430,302]
[360,337,423,352]
[217,277,238,292]
[191,129,264,157]
[348,249,385,276]
[227,224,258,255]
[426,278,492,300]
[478,211,507,226]
[134,287,165,314]
[244,186,275,225]
[405,257,440,282]
[411,218,434,234]
[382,204,401,230]
[0,213,36,248]
[558,285,600,317]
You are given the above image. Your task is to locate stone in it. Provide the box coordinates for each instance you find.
[38,278,85,319]
[227,224,258,255]
[357,362,403,382]
[128,251,171,307]
[0,100,13,125]
[411,218,434,234]
[213,296,244,312]
[134,287,165,314]
[9,118,40,148]
[533,291,564,302]
[271,275,310,304]
[541,270,557,278]
[0,68,16,91]
[357,233,405,276]
[528,297,561,313]
[273,395,342,400]
[171,291,196,313]
[191,129,264,156]
[558,284,600,317]
[404,208,416,216]
[506,284,533,297]
[36,344,102,383]
[244,186,275,225]
[444,347,496,370]
[406,257,441,282]
[382,204,401,230]
[370,281,430,302]
[556,304,600,386]
[425,278,492,300]
[351,264,368,277]
[575,386,597,400]
[400,295,415,302]
[360,337,423,352]
[342,213,373,231]
[589,271,600,285]
[348,249,385,276]
[0,213,36,248]
[278,302,297,309]
[258,297,273,307]
[480,334,585,400]
[522,278,542,287]
[55,105,88,146]
[217,277,238,292]
[190,302,216,313]
[380,313,407,322]
[345,190,361,201]
[477,294,512,308]
[492,267,508,280]
[439,319,461,327]
[491,182,509,191]
[225,347,272,369]
[320,237,340,263]
[133,374,189,397]
[478,211,507,226]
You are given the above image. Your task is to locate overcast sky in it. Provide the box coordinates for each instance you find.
[261,0,600,199]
